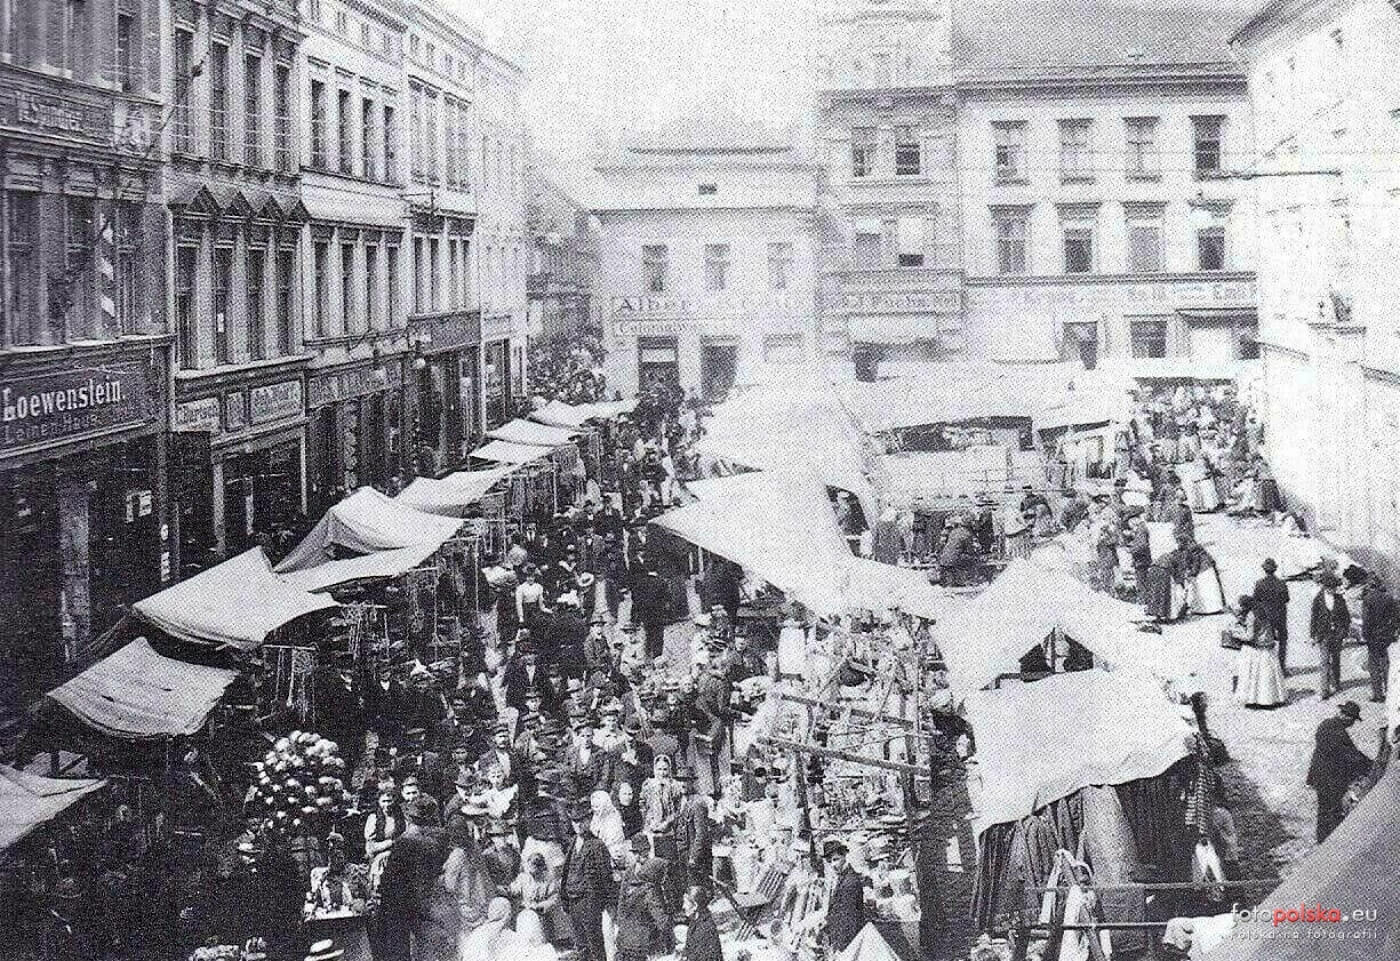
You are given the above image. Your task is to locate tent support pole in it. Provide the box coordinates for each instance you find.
[756,735,932,781]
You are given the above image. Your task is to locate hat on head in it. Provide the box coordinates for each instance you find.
[822,840,848,859]
[455,769,475,790]
[1262,558,1278,573]
[493,721,510,735]
[305,938,346,961]
[1320,572,1341,588]
[577,572,596,588]
[1339,700,1362,722]
[624,716,643,734]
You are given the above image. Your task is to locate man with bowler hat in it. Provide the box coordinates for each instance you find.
[561,798,614,961]
[1306,701,1372,842]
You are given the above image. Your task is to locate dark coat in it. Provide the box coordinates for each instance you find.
[676,796,713,873]
[683,906,724,961]
[377,828,446,926]
[615,860,670,956]
[826,866,867,952]
[503,658,545,714]
[604,739,655,800]
[1310,591,1351,647]
[1306,716,1371,799]
[1252,573,1291,641]
[1361,585,1400,654]
[561,830,615,903]
[630,573,670,626]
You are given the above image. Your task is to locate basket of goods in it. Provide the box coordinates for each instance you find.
[247,731,351,840]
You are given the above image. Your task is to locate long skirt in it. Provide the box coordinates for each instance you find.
[1188,567,1226,615]
[1191,477,1222,512]
[1237,645,1287,707]
[1143,566,1175,620]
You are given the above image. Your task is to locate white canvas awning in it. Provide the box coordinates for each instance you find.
[276,488,463,573]
[47,638,240,740]
[133,548,336,651]
[486,418,580,447]
[395,464,519,517]
[964,671,1191,837]
[530,398,637,429]
[278,541,443,593]
[471,438,557,465]
[0,767,107,852]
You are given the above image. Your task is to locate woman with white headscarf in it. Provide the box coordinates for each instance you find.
[590,788,628,861]
[460,896,518,961]
[515,908,561,961]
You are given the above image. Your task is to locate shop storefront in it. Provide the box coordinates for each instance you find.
[171,363,309,568]
[832,284,967,367]
[483,321,514,430]
[408,309,482,476]
[306,361,405,514]
[0,348,169,682]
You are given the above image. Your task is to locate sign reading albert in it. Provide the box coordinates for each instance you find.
[1,362,153,453]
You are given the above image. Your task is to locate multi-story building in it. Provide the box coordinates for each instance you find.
[470,39,530,428]
[0,1,170,678]
[813,0,962,363]
[1231,0,1400,573]
[594,116,821,398]
[813,0,1257,370]
[300,0,414,514]
[526,157,601,342]
[162,0,309,566]
[956,1,1257,369]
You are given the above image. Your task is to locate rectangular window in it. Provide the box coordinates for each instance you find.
[1130,319,1169,359]
[994,121,1027,184]
[704,243,730,291]
[457,103,470,187]
[6,192,40,345]
[113,202,142,335]
[429,238,441,309]
[995,214,1028,275]
[1127,216,1164,273]
[310,80,328,169]
[210,43,230,161]
[895,125,921,176]
[447,239,459,305]
[247,246,266,360]
[410,86,422,180]
[763,334,805,365]
[341,243,355,332]
[445,99,458,188]
[276,247,293,354]
[425,91,439,181]
[387,243,400,325]
[338,89,353,174]
[365,243,378,327]
[213,247,232,364]
[1193,116,1224,176]
[116,13,135,91]
[176,245,198,367]
[897,216,925,267]
[274,65,292,173]
[384,105,397,182]
[362,98,376,180]
[1124,117,1158,179]
[245,55,262,167]
[64,197,94,335]
[851,127,876,178]
[1059,119,1092,182]
[643,244,668,293]
[1198,226,1226,271]
[1062,224,1094,274]
[173,29,194,152]
[413,236,425,313]
[768,242,793,290]
[313,241,329,338]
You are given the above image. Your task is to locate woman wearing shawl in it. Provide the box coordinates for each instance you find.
[590,788,629,861]
[460,896,518,961]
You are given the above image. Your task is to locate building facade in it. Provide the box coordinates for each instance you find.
[594,118,821,398]
[811,0,1258,371]
[163,0,309,567]
[0,0,171,678]
[1231,0,1400,572]
[526,161,602,342]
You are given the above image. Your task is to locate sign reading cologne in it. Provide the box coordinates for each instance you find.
[1,362,152,452]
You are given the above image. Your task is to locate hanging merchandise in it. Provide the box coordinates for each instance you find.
[405,566,439,656]
[264,645,318,721]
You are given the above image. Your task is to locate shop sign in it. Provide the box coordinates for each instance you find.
[307,366,400,408]
[834,290,962,314]
[413,311,482,352]
[614,318,699,337]
[1,361,152,453]
[0,86,107,141]
[482,313,515,339]
[249,380,303,424]
[173,396,222,433]
[612,293,793,317]
[224,392,248,431]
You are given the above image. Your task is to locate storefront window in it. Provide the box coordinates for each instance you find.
[639,336,680,388]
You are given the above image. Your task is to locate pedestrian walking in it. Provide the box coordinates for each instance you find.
[560,800,614,961]
[1361,575,1398,703]
[1311,573,1351,699]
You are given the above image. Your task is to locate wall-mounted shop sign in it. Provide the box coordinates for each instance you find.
[249,380,303,424]
[1,361,153,453]
[833,290,963,314]
[614,318,700,337]
[482,313,516,340]
[173,396,222,433]
[411,310,482,353]
[0,87,105,140]
[612,293,794,317]
[308,365,401,408]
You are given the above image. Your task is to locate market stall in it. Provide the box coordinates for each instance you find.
[529,397,637,429]
[486,417,580,448]
[393,464,519,517]
[0,767,108,853]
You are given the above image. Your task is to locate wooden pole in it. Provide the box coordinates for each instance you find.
[757,735,932,782]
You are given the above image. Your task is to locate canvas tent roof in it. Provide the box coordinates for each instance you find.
[486,418,579,447]
[471,438,556,465]
[133,548,336,651]
[844,558,944,621]
[48,638,240,740]
[935,559,1170,697]
[530,398,636,429]
[395,464,518,517]
[964,670,1191,837]
[836,923,916,961]
[0,767,106,852]
[278,541,443,593]
[1202,761,1400,960]
[275,488,462,573]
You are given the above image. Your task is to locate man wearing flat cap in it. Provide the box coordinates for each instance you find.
[1252,557,1291,673]
[1307,701,1372,842]
[1311,572,1351,699]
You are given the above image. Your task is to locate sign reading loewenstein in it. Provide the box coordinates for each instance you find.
[1,362,152,453]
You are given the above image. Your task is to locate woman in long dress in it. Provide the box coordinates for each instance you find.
[589,789,629,862]
[1234,597,1287,708]
[442,830,496,953]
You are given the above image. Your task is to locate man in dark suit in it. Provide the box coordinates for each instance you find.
[1306,701,1372,842]
[373,798,446,960]
[616,832,673,961]
[433,691,484,755]
[477,721,523,788]
[1361,575,1398,703]
[503,645,543,715]
[681,885,724,961]
[562,799,615,961]
[675,767,713,894]
[631,568,671,661]
[1311,573,1352,699]
[1253,557,1292,673]
[823,840,866,953]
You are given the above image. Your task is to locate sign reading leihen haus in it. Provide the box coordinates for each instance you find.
[1,362,153,453]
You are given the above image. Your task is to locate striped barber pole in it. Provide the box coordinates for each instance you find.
[97,212,118,331]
